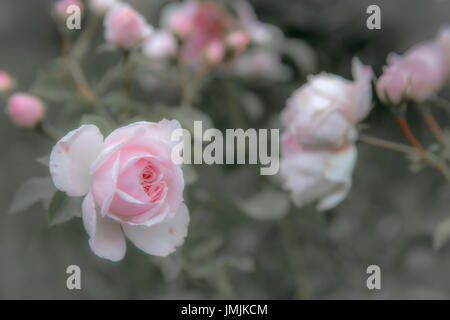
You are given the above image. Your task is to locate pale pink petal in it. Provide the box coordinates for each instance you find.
[50,125,103,197]
[122,203,189,257]
[89,213,126,261]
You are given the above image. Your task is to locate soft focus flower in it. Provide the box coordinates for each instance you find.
[377,42,447,104]
[89,0,118,16]
[232,50,291,81]
[160,1,195,39]
[205,40,225,65]
[281,58,373,149]
[226,31,250,54]
[235,0,283,47]
[280,131,357,211]
[8,93,45,128]
[142,30,178,59]
[49,120,189,261]
[54,0,83,21]
[0,71,13,93]
[436,25,450,72]
[104,3,153,50]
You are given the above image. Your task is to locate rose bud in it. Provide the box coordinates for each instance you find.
[54,0,83,21]
[160,2,195,39]
[280,131,357,211]
[378,43,447,104]
[0,71,14,93]
[7,93,45,128]
[226,30,250,54]
[205,40,225,65]
[49,120,189,261]
[104,3,153,50]
[142,30,178,59]
[89,0,118,16]
[281,58,373,149]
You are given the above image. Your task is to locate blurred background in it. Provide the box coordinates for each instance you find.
[1,0,450,299]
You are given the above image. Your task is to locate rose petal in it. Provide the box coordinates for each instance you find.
[50,125,103,197]
[122,203,189,257]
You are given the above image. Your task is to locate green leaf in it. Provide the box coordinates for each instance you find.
[8,177,56,214]
[48,191,82,226]
[433,219,450,250]
[238,186,290,220]
[36,155,50,167]
[80,114,114,135]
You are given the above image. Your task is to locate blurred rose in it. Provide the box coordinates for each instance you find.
[280,131,357,211]
[235,0,283,47]
[226,31,250,54]
[205,40,225,65]
[142,30,178,59]
[281,58,373,149]
[8,93,45,128]
[377,43,447,104]
[54,0,83,21]
[49,120,189,261]
[89,0,118,16]
[437,25,450,72]
[232,49,291,81]
[0,71,13,93]
[104,3,153,50]
[160,1,195,39]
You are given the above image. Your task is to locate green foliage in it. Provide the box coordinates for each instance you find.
[8,177,55,215]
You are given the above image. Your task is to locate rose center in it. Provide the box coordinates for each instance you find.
[139,163,164,201]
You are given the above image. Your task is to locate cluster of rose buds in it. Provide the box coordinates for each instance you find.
[280,58,373,211]
[377,26,450,105]
[49,120,189,261]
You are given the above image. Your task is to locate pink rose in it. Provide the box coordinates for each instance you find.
[54,0,83,21]
[281,58,373,149]
[104,3,153,50]
[89,0,118,16]
[160,2,195,39]
[226,31,250,54]
[280,131,357,211]
[8,93,45,128]
[49,120,189,261]
[142,30,178,59]
[0,71,13,93]
[205,40,225,65]
[377,43,447,104]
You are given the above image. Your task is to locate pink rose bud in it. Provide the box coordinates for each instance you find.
[205,40,225,65]
[89,0,118,16]
[160,2,195,39]
[104,3,153,50]
[376,65,409,105]
[226,30,250,54]
[170,12,193,39]
[54,0,83,21]
[0,71,13,93]
[281,58,373,149]
[142,30,178,59]
[280,131,357,211]
[8,93,45,128]
[49,120,189,261]
[378,43,447,103]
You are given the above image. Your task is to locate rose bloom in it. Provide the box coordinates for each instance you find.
[8,93,45,128]
[377,43,447,104]
[226,31,250,54]
[54,0,83,21]
[49,120,189,261]
[104,3,153,50]
[281,58,373,149]
[280,131,357,211]
[0,71,13,92]
[142,30,178,59]
[89,0,118,16]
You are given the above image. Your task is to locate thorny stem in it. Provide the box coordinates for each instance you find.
[359,134,450,182]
